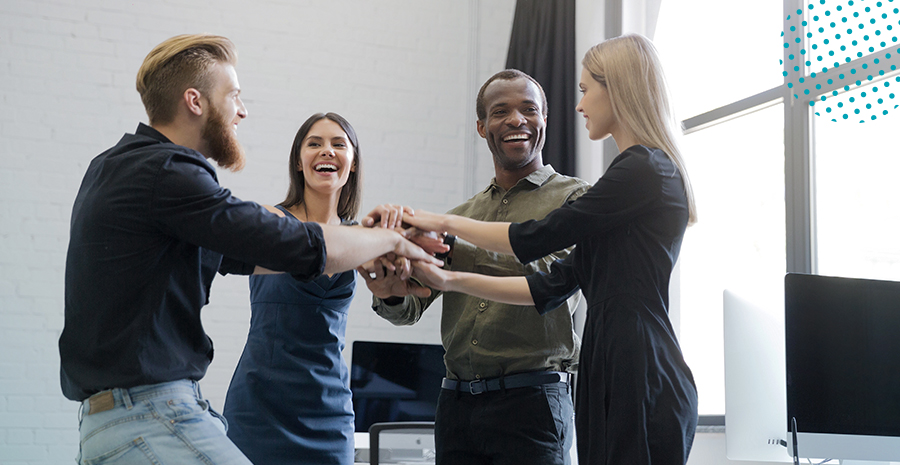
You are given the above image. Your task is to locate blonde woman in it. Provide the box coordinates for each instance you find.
[389,34,699,465]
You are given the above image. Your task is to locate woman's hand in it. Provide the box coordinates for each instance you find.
[413,262,534,306]
[401,210,453,235]
[392,233,444,268]
[402,228,449,256]
[361,204,413,229]
[407,212,515,256]
[411,261,454,292]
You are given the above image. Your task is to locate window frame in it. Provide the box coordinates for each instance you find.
[605,0,900,423]
[680,0,900,274]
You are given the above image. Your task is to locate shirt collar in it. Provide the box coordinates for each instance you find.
[485,164,557,194]
[135,122,173,144]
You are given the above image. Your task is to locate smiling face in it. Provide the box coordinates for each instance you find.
[298,119,356,197]
[201,63,248,171]
[477,77,546,174]
[576,67,618,142]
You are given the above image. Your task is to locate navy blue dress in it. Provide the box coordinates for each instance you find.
[224,207,356,465]
[509,145,699,465]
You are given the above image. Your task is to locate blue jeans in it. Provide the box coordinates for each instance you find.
[76,379,252,465]
[435,382,574,465]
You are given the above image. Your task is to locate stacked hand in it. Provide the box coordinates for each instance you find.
[358,204,451,300]
[408,260,452,292]
[393,209,451,236]
[362,204,448,254]
[358,253,434,299]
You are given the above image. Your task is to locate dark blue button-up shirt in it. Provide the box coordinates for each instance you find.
[60,123,326,401]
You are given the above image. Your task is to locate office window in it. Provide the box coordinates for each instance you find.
[814,117,900,281]
[652,0,900,417]
[677,106,785,415]
[656,0,783,119]
[655,0,784,415]
[803,0,897,75]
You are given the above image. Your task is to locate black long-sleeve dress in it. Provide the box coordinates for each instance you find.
[509,145,698,465]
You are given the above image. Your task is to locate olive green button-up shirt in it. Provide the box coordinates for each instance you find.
[372,165,591,381]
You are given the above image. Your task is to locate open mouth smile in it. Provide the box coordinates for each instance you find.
[314,163,339,173]
[502,133,530,143]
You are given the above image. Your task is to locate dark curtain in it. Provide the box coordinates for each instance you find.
[505,0,577,177]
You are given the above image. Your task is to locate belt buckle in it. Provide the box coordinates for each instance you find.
[468,379,487,395]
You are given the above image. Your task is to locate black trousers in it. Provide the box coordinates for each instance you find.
[434,383,574,465]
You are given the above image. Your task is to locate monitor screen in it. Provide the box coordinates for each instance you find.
[350,340,446,433]
[784,273,900,462]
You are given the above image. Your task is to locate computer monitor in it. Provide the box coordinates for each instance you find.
[784,273,900,463]
[350,340,445,433]
[723,288,792,462]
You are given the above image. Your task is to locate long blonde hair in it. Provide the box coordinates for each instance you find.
[583,34,697,224]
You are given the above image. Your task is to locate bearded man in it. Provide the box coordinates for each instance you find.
[59,34,439,465]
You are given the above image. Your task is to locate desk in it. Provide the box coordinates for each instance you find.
[353,430,436,464]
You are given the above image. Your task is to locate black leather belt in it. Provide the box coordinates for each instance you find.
[441,371,570,395]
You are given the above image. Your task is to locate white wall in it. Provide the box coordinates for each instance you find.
[0,1,788,465]
[0,1,516,463]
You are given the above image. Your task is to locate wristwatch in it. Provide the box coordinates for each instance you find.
[434,233,455,261]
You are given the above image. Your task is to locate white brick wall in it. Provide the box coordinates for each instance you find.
[0,0,516,463]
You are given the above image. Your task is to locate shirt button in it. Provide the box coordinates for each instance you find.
[479,302,486,308]
[502,199,509,205]
[475,374,481,379]
[472,339,478,345]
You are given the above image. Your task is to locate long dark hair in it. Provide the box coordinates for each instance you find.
[278,112,362,220]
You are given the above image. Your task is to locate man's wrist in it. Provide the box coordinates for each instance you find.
[434,233,455,261]
[382,295,405,306]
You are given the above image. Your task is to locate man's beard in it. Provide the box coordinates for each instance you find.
[202,103,246,172]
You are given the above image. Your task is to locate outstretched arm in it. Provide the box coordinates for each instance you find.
[411,261,533,306]
[403,210,514,256]
[320,225,442,275]
[250,206,445,276]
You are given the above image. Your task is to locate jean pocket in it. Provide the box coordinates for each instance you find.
[82,436,158,465]
[207,404,229,433]
[164,397,204,419]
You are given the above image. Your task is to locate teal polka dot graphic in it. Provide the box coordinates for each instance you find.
[783,0,900,122]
